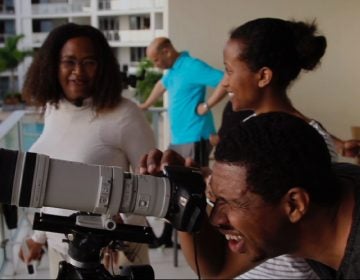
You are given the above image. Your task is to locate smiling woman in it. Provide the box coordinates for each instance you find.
[19,23,156,279]
[57,37,98,103]
[22,23,122,113]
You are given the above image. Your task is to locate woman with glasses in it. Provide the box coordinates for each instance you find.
[19,23,155,278]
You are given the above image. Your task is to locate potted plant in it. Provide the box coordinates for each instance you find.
[135,58,163,107]
[0,34,33,109]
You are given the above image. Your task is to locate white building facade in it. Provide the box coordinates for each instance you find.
[0,0,168,99]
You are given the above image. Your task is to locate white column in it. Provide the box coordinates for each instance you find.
[15,0,32,92]
[161,0,170,148]
[90,0,98,27]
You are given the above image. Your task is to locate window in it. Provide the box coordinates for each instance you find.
[0,0,15,13]
[129,15,150,30]
[32,18,68,32]
[0,20,15,42]
[98,0,110,10]
[0,77,10,100]
[99,17,119,31]
[130,47,146,62]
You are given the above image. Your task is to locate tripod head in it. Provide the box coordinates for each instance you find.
[33,212,155,279]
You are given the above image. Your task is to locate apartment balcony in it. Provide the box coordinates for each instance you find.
[31,29,165,46]
[31,0,91,16]
[98,0,165,11]
[103,29,166,45]
[0,9,15,16]
[0,4,15,15]
[0,33,15,44]
[31,32,48,45]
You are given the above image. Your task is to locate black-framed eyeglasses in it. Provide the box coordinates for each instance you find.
[59,58,98,70]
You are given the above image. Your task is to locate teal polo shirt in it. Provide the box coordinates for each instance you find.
[161,51,224,145]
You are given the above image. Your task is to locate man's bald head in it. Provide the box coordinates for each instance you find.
[147,37,172,55]
[146,37,179,69]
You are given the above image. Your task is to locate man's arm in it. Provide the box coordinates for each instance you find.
[197,82,228,115]
[138,80,166,110]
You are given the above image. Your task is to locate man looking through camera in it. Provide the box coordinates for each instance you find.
[139,112,360,279]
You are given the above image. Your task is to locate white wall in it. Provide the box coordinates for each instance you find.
[167,0,360,161]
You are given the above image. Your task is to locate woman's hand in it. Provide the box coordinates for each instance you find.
[18,238,44,264]
[332,135,360,158]
[102,246,120,272]
[101,213,124,272]
[342,139,360,158]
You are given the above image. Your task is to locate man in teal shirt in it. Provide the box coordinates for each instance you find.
[139,37,227,166]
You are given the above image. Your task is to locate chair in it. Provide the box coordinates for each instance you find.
[351,126,360,164]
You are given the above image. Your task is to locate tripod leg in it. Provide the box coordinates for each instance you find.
[57,260,82,279]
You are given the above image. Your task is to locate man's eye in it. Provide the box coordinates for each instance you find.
[229,200,249,210]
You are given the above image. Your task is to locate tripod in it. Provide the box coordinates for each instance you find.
[33,212,155,279]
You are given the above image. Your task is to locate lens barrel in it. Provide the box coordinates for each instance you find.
[19,152,37,207]
[0,149,18,204]
[0,148,206,233]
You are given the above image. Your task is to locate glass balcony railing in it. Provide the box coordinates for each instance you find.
[0,110,44,274]
[145,107,167,149]
[0,5,15,15]
[0,110,44,151]
[102,29,165,43]
[30,0,164,15]
[31,0,91,15]
[98,0,165,11]
[0,33,16,44]
[33,29,166,45]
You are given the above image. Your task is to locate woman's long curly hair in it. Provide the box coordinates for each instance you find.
[23,23,123,112]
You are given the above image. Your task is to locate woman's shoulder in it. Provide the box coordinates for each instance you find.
[108,97,140,114]
[104,97,148,125]
[119,97,139,108]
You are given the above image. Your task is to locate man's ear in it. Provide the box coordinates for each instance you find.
[257,67,272,88]
[282,187,310,223]
[162,47,171,58]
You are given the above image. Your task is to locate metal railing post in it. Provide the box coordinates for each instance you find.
[148,107,167,150]
[16,121,23,151]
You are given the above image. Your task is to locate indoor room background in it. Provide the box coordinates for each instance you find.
[166,0,360,163]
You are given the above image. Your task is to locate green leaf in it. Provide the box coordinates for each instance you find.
[0,34,33,93]
[134,58,163,106]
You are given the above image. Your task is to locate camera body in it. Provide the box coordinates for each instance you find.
[0,148,206,232]
[120,65,145,90]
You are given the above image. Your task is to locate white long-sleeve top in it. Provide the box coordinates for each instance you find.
[30,97,156,255]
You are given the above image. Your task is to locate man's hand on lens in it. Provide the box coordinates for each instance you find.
[139,148,210,179]
[139,149,193,175]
